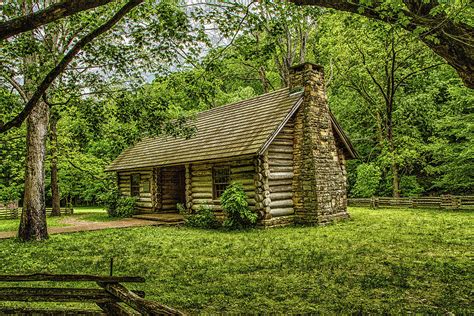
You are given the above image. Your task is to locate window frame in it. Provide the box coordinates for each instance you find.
[130,173,141,197]
[212,166,230,200]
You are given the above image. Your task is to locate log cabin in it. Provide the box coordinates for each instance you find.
[107,63,356,226]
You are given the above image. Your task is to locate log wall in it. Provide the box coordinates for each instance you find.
[190,158,256,219]
[267,117,295,218]
[117,169,153,213]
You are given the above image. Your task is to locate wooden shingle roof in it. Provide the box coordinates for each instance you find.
[107,88,303,171]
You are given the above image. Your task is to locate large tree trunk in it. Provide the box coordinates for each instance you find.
[50,112,61,216]
[18,101,49,241]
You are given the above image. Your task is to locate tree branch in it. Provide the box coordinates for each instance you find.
[289,0,474,88]
[0,0,144,133]
[0,0,115,40]
[1,73,28,102]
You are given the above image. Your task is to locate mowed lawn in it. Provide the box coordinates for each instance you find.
[0,207,107,232]
[0,207,472,314]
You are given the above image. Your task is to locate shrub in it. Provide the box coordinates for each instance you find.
[352,163,381,198]
[400,175,424,197]
[182,204,220,229]
[114,196,137,218]
[101,187,136,218]
[0,184,21,204]
[221,182,257,229]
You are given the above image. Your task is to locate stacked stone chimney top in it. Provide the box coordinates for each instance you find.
[288,62,325,93]
[290,62,324,73]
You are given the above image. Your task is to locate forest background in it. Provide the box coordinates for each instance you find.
[1,0,472,207]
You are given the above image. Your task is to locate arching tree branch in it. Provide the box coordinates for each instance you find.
[289,0,474,89]
[0,0,144,134]
[0,0,115,40]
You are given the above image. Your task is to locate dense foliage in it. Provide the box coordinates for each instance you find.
[0,1,472,206]
[180,204,220,229]
[221,182,258,229]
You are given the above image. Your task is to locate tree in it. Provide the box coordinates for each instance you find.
[0,0,115,40]
[3,0,143,241]
[289,0,474,89]
[2,0,217,240]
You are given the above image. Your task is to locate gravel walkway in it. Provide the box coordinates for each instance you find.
[0,216,157,240]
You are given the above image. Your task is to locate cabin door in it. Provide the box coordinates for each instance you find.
[161,166,186,212]
[176,168,186,205]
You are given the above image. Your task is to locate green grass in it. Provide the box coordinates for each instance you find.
[72,206,106,214]
[0,207,472,314]
[0,216,68,232]
[79,212,119,222]
[0,207,108,232]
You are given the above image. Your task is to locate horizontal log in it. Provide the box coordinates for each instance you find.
[274,134,293,140]
[98,282,184,316]
[268,145,293,153]
[192,199,214,204]
[0,287,119,303]
[192,182,212,188]
[268,159,294,166]
[191,170,211,176]
[269,172,293,180]
[270,199,293,208]
[268,152,293,160]
[270,208,294,217]
[0,307,105,315]
[270,185,294,193]
[270,192,293,200]
[0,273,144,283]
[269,179,293,187]
[269,166,293,172]
[118,171,152,176]
[271,139,294,146]
[231,165,255,173]
[191,187,213,193]
[190,164,212,171]
[230,172,255,180]
[192,193,213,199]
[192,176,212,182]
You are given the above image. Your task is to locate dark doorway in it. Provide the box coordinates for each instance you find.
[161,166,186,212]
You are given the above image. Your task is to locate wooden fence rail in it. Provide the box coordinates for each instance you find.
[348,195,474,210]
[0,208,73,220]
[0,273,184,315]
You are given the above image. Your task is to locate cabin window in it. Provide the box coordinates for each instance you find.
[142,178,150,193]
[131,174,140,197]
[213,166,230,199]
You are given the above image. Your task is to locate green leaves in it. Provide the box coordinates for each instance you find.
[221,182,257,229]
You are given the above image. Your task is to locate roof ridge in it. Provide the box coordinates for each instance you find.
[196,87,289,117]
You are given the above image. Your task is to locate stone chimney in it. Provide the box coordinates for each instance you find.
[290,63,349,224]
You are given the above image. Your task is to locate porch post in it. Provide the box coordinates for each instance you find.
[185,164,193,211]
[152,167,162,212]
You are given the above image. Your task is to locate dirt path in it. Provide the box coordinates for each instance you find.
[0,216,158,240]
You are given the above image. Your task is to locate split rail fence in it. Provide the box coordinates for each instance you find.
[0,202,73,220]
[348,195,474,210]
[0,273,183,315]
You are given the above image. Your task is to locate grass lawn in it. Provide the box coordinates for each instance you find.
[0,207,472,313]
[0,216,68,233]
[0,206,107,232]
